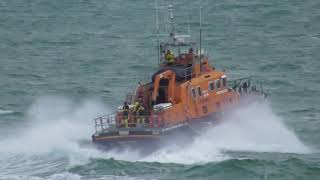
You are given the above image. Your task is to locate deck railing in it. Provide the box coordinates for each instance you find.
[228,76,266,96]
[93,113,114,132]
[182,66,195,81]
[94,114,160,133]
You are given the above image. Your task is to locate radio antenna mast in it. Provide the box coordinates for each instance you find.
[199,6,202,63]
[155,0,160,64]
[187,5,190,35]
[168,4,174,37]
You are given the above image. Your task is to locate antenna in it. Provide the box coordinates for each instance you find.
[164,14,168,33]
[155,0,160,64]
[187,5,190,35]
[168,4,174,37]
[155,0,159,31]
[199,6,202,63]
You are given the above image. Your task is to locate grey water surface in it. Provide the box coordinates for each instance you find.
[0,0,320,179]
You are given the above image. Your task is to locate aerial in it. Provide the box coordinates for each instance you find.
[0,0,319,180]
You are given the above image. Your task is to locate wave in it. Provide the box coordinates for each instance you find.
[0,109,14,115]
[0,173,81,180]
[68,155,320,180]
[0,172,142,180]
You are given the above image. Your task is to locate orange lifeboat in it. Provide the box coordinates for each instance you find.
[91,7,266,152]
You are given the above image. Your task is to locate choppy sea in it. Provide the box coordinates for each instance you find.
[0,0,320,179]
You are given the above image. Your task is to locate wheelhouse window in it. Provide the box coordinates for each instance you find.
[197,86,202,96]
[216,79,221,89]
[209,81,215,91]
[191,88,197,98]
[222,78,227,87]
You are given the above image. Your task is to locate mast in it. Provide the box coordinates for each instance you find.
[187,4,190,35]
[199,6,202,63]
[155,0,160,64]
[168,4,174,37]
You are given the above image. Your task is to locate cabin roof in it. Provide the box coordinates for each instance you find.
[190,71,226,85]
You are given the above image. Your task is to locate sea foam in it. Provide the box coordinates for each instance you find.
[0,96,310,166]
[141,100,310,164]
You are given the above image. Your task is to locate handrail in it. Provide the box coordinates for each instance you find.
[227,77,266,96]
[183,66,194,81]
[94,114,160,133]
[227,76,252,90]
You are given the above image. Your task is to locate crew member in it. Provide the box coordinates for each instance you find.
[137,105,145,124]
[133,101,140,114]
[165,50,174,65]
[133,100,145,124]
[238,86,242,95]
[243,82,248,94]
[122,101,129,128]
[188,47,194,54]
[122,101,129,117]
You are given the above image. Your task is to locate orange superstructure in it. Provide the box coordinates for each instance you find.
[148,58,239,126]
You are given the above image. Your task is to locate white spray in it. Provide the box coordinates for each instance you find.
[142,100,310,164]
[0,97,310,166]
[0,97,112,165]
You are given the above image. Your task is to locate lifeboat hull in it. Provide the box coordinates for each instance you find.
[91,113,220,154]
[91,94,266,154]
